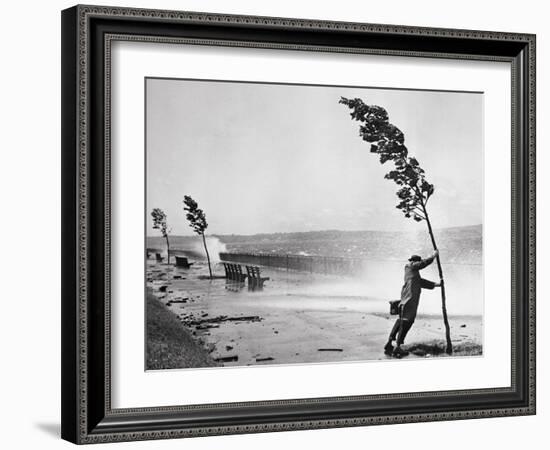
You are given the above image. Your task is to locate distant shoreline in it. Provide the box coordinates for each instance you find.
[147,225,482,265]
[146,224,482,240]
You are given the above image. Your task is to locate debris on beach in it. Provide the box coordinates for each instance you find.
[318,348,343,352]
[159,285,168,293]
[182,315,263,327]
[460,324,467,328]
[195,322,220,330]
[214,355,238,363]
[205,343,216,353]
[256,357,274,362]
[150,272,167,281]
[166,298,188,306]
[225,345,233,351]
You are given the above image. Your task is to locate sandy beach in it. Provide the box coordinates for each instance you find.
[146,257,482,369]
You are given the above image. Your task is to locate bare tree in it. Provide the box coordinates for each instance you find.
[183,195,213,279]
[340,97,452,354]
[151,208,171,264]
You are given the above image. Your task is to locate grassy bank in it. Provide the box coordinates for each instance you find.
[146,291,219,370]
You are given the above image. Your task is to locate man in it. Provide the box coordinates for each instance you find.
[384,249,442,358]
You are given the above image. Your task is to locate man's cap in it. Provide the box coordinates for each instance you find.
[408,255,422,262]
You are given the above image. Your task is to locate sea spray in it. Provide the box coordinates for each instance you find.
[179,236,228,263]
[350,260,482,316]
[273,261,481,317]
[198,237,227,263]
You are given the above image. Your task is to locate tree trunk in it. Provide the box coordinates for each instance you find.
[164,235,170,264]
[422,205,453,355]
[202,233,213,279]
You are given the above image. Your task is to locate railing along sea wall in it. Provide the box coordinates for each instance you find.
[219,252,368,276]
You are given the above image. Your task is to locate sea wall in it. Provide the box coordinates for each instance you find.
[219,252,368,276]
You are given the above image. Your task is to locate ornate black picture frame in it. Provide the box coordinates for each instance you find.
[61,4,536,444]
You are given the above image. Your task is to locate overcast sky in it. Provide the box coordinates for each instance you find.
[146,78,483,236]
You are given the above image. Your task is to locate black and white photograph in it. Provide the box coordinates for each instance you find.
[1,0,543,447]
[145,78,484,370]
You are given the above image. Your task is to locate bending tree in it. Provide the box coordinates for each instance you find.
[340,97,452,354]
[183,195,213,279]
[151,208,171,264]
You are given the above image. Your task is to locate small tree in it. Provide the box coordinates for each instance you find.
[183,195,213,279]
[340,96,452,354]
[151,208,171,264]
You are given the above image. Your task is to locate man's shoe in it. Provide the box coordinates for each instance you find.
[392,346,409,358]
[384,342,394,356]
